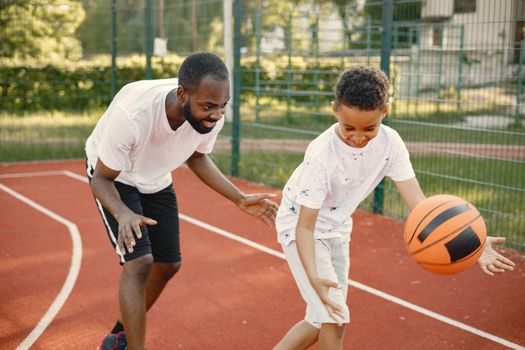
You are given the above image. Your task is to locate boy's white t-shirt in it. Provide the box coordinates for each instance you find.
[276,123,415,245]
[85,78,224,194]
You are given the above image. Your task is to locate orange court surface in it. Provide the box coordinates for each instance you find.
[1,159,524,350]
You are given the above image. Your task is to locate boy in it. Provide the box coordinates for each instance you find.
[273,66,515,349]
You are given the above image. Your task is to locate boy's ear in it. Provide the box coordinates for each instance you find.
[331,102,340,120]
[382,106,389,119]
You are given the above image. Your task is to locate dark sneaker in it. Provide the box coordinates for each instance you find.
[98,332,127,350]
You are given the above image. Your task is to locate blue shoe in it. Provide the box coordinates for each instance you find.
[98,331,127,350]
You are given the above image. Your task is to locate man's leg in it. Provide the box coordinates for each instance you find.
[141,184,182,312]
[87,176,155,349]
[119,254,153,350]
[111,261,181,331]
[145,261,182,310]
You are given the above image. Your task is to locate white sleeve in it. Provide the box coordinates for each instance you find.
[386,133,416,181]
[97,106,138,171]
[196,118,224,154]
[294,158,330,209]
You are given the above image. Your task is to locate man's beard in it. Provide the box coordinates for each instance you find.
[182,102,214,134]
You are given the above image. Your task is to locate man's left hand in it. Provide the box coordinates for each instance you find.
[238,194,279,227]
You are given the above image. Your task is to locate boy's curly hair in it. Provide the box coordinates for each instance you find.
[335,66,390,110]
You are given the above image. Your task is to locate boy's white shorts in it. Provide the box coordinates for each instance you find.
[282,237,350,329]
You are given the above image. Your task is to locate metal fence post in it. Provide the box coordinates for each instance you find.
[456,24,464,113]
[516,40,525,124]
[145,0,153,79]
[231,0,242,177]
[374,0,393,215]
[415,25,421,114]
[366,18,372,65]
[111,0,117,98]
[436,23,444,113]
[286,12,292,122]
[314,11,320,121]
[255,8,261,123]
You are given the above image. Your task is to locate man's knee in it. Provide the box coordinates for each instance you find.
[123,254,154,283]
[157,261,182,281]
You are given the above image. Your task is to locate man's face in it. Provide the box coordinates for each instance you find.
[181,76,230,134]
[333,103,387,148]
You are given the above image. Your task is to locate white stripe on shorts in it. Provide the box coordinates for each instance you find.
[86,163,125,264]
[95,198,126,264]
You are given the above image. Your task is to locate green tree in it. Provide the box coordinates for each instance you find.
[361,0,422,48]
[76,0,143,56]
[316,0,421,50]
[77,0,225,57]
[0,0,85,61]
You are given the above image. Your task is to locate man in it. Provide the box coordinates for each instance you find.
[86,52,278,350]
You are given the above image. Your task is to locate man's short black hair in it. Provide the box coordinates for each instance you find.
[335,66,390,110]
[178,52,229,91]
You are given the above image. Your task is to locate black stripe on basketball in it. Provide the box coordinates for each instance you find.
[410,214,481,256]
[445,226,482,262]
[417,235,486,266]
[407,199,457,245]
[417,203,471,243]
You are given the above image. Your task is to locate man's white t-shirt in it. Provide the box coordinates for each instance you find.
[85,78,224,194]
[276,123,415,245]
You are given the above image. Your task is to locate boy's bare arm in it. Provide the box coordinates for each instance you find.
[295,206,320,283]
[394,177,426,211]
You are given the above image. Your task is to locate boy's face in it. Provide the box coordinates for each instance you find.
[332,103,387,148]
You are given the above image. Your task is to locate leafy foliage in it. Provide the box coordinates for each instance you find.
[0,0,85,61]
[0,53,353,112]
[76,0,225,56]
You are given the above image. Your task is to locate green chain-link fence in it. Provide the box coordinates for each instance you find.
[230,0,525,250]
[1,0,524,249]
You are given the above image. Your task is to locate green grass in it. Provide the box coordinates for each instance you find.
[0,110,101,162]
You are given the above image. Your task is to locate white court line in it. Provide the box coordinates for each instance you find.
[0,183,82,350]
[0,170,66,179]
[3,170,524,350]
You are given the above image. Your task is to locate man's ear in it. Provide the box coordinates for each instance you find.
[176,86,186,103]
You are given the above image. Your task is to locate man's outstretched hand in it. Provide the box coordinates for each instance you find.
[238,193,279,227]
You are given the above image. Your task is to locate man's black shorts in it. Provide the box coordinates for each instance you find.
[87,163,181,265]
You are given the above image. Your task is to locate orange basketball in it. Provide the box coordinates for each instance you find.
[404,194,487,275]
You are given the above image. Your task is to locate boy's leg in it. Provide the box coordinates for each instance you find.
[278,240,350,348]
[318,237,350,349]
[273,320,319,350]
[318,323,346,350]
